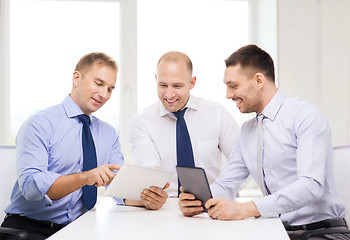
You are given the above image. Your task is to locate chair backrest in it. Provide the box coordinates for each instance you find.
[333,145,350,223]
[0,146,17,221]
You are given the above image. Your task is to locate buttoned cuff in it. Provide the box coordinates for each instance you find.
[253,195,280,218]
[210,183,236,200]
[113,197,125,206]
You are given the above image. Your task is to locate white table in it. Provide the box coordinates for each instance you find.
[48,198,289,240]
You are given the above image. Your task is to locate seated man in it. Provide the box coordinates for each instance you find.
[1,52,125,240]
[179,45,350,240]
[129,51,240,209]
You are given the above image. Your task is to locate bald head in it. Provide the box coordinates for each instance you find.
[157,51,193,76]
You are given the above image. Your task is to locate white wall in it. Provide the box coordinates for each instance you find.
[277,0,350,146]
[249,0,277,64]
[0,0,10,145]
[118,0,137,163]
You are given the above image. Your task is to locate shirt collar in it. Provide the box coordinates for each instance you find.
[158,95,199,118]
[62,95,92,120]
[260,89,286,121]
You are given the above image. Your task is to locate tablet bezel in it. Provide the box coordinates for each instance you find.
[176,166,213,211]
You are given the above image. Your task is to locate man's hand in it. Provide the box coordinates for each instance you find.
[178,187,204,217]
[47,163,120,200]
[140,183,170,210]
[124,183,170,210]
[205,198,260,220]
[84,164,120,187]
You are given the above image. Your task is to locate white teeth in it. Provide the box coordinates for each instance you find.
[166,99,176,103]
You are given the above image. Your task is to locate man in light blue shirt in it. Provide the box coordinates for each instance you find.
[179,45,350,239]
[1,53,124,240]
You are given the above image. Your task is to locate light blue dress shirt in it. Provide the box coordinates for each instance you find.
[211,90,346,226]
[5,95,124,225]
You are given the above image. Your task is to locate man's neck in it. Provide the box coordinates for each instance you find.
[257,86,278,114]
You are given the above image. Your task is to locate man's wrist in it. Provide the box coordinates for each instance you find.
[244,201,261,218]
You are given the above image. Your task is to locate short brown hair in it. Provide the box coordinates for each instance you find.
[75,52,118,75]
[225,45,275,82]
[157,51,193,75]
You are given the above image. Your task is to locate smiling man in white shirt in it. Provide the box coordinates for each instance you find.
[128,51,240,209]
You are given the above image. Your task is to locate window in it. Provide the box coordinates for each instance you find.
[10,0,120,141]
[137,0,249,125]
[8,0,250,146]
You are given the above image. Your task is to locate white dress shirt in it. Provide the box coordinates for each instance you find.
[211,90,346,226]
[129,95,240,197]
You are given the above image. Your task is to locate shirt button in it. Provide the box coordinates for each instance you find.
[69,210,72,213]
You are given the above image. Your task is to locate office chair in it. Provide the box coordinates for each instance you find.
[333,145,350,223]
[0,146,29,240]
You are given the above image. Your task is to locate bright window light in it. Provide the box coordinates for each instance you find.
[137,0,249,125]
[10,0,120,141]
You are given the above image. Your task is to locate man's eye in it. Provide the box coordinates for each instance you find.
[95,82,102,86]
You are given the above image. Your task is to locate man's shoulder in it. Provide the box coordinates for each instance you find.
[17,103,66,141]
[27,103,65,124]
[134,101,161,119]
[129,102,161,130]
[190,96,230,115]
[283,96,324,118]
[192,95,223,107]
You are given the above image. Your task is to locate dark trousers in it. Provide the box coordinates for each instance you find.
[285,218,350,240]
[288,226,350,240]
[0,214,66,240]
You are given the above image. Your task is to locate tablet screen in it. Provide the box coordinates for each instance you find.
[105,164,173,200]
[176,166,213,211]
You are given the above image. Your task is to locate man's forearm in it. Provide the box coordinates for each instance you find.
[46,172,88,200]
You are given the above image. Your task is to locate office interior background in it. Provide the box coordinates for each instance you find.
[0,0,350,163]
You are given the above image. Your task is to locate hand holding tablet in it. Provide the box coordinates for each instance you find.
[176,166,213,212]
[104,164,173,200]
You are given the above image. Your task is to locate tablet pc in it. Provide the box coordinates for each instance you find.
[104,164,172,200]
[176,166,213,211]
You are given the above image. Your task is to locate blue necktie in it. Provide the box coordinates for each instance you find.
[173,108,195,196]
[78,114,97,210]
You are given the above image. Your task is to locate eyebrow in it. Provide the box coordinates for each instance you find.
[157,81,184,85]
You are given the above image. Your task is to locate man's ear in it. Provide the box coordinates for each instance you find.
[255,73,265,89]
[190,76,197,89]
[155,74,158,82]
[72,71,81,88]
